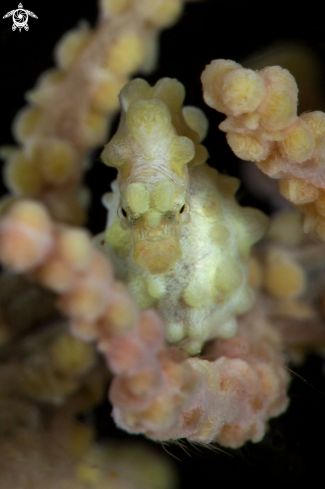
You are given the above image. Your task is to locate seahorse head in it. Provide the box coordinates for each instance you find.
[119,176,191,273]
[101,78,208,274]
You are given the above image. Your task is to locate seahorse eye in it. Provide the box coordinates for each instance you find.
[118,207,128,218]
[179,204,186,214]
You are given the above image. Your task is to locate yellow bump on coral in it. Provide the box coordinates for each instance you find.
[50,332,95,376]
[37,255,76,292]
[108,34,145,76]
[26,69,66,107]
[54,23,92,71]
[279,178,320,205]
[259,66,298,130]
[201,59,241,113]
[0,200,53,271]
[38,139,77,185]
[4,152,44,196]
[92,75,127,112]
[57,227,92,271]
[83,109,110,148]
[301,111,325,140]
[222,68,266,116]
[5,200,51,235]
[12,106,42,144]
[279,120,315,163]
[264,250,306,298]
[226,132,271,162]
[260,88,297,130]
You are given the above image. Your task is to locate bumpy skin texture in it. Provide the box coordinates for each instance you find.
[100,78,268,354]
[201,59,325,241]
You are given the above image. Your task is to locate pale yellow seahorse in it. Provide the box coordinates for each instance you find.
[99,78,268,354]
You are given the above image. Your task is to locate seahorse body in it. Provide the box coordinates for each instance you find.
[100,78,268,354]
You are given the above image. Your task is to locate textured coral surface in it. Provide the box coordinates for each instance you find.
[1,0,325,487]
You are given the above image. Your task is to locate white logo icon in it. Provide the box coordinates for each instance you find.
[3,3,38,32]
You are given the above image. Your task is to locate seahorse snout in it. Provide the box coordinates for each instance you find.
[133,239,181,274]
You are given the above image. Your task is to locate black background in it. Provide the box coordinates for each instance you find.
[1,0,325,487]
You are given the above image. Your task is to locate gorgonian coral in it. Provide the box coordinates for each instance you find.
[0,0,325,486]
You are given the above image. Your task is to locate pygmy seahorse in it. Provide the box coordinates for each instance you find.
[99,77,268,354]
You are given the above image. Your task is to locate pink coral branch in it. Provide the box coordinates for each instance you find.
[201,59,325,241]
[0,199,289,448]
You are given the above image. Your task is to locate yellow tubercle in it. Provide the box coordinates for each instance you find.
[108,34,145,76]
[201,59,241,113]
[264,250,306,298]
[4,152,44,196]
[126,183,150,214]
[226,132,271,162]
[168,136,195,175]
[105,221,131,258]
[183,282,215,309]
[279,178,320,205]
[54,23,92,71]
[279,120,315,163]
[12,106,42,144]
[83,109,110,148]
[38,139,77,185]
[26,69,66,107]
[222,68,266,116]
[214,255,243,295]
[128,277,156,308]
[50,332,95,376]
[259,66,298,131]
[92,75,127,112]
[57,227,92,271]
[153,181,176,212]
